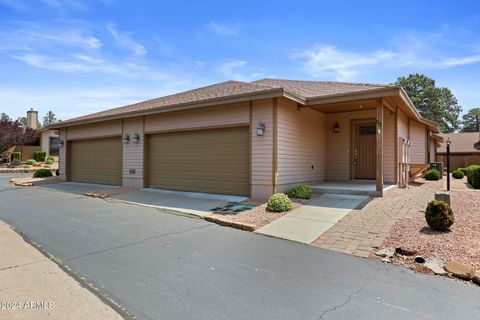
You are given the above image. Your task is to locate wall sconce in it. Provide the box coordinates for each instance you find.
[58,139,64,147]
[132,132,140,144]
[256,121,266,136]
[376,120,382,134]
[122,133,130,144]
[333,122,340,134]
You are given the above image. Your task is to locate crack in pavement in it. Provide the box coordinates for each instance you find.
[64,224,213,263]
[318,263,383,320]
[0,258,48,272]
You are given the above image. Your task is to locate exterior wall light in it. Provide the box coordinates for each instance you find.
[333,122,340,134]
[256,122,266,136]
[58,139,64,147]
[122,133,130,144]
[132,132,140,144]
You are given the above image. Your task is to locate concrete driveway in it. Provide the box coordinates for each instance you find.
[1,175,479,320]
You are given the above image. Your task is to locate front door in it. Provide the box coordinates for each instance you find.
[352,121,376,179]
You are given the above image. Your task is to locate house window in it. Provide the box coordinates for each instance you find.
[50,137,60,156]
[358,126,376,135]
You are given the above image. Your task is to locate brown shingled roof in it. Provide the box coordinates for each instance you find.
[437,132,480,154]
[49,78,401,128]
[252,78,391,98]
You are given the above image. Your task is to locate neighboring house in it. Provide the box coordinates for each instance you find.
[48,79,440,199]
[437,132,480,171]
[39,129,60,157]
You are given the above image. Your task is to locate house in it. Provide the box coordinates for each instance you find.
[48,79,441,199]
[437,132,480,171]
[39,129,61,157]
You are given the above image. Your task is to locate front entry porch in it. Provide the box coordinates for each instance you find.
[310,180,395,197]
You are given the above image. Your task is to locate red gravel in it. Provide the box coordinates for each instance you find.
[383,190,480,270]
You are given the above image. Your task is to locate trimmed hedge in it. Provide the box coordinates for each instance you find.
[34,151,46,162]
[425,200,454,231]
[424,168,441,181]
[11,152,21,162]
[33,169,53,178]
[286,184,312,199]
[458,167,468,176]
[26,159,36,165]
[470,166,480,189]
[46,156,55,162]
[466,165,480,186]
[267,193,292,212]
[452,169,464,179]
[45,159,54,165]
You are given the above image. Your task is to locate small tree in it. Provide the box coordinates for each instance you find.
[0,119,38,153]
[0,113,10,121]
[461,108,480,132]
[43,111,59,127]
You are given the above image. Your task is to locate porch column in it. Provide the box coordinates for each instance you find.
[376,99,384,195]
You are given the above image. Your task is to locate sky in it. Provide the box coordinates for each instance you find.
[1,0,480,122]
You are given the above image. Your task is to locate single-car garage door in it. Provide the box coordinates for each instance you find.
[69,137,122,185]
[149,127,249,196]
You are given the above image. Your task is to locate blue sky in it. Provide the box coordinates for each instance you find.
[1,0,480,122]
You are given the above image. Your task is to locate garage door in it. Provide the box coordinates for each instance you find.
[149,127,249,196]
[69,137,122,185]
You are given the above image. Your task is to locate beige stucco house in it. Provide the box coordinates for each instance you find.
[49,79,441,199]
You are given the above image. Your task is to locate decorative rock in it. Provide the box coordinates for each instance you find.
[424,258,447,275]
[444,261,475,280]
[434,191,451,205]
[395,247,417,256]
[375,247,395,258]
[381,257,391,263]
[472,272,480,286]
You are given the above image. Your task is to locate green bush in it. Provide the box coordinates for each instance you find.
[267,193,292,212]
[34,151,46,162]
[43,165,51,168]
[10,158,21,167]
[26,159,36,165]
[452,170,464,179]
[45,159,54,165]
[425,200,454,231]
[46,156,55,162]
[466,165,480,185]
[458,168,468,176]
[286,184,312,199]
[33,169,53,178]
[470,167,480,189]
[22,164,31,169]
[10,152,21,162]
[424,168,441,181]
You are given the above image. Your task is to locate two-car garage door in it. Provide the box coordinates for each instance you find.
[148,127,249,196]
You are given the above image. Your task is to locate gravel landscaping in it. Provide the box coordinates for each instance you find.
[207,193,322,229]
[382,189,480,271]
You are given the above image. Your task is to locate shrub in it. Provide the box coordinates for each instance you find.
[26,159,36,165]
[46,156,55,162]
[424,168,441,181]
[33,169,53,178]
[458,168,468,176]
[22,164,31,169]
[452,170,464,179]
[425,200,454,231]
[34,151,46,162]
[10,152,21,162]
[267,193,292,212]
[45,159,54,165]
[286,184,312,199]
[10,158,21,167]
[470,166,480,189]
[466,165,480,185]
[43,165,51,168]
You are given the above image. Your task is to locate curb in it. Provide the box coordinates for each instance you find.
[204,215,256,232]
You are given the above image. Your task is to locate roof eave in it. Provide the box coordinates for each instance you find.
[47,87,287,129]
[304,86,400,106]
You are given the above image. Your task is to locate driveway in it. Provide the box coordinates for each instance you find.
[0,175,479,320]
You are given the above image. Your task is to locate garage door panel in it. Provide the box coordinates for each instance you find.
[69,137,122,185]
[149,127,249,196]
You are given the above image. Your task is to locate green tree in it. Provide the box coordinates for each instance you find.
[17,117,27,127]
[43,111,59,126]
[461,108,480,132]
[0,113,10,121]
[395,74,462,133]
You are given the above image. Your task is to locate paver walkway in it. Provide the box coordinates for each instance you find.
[312,179,442,257]
[256,194,368,243]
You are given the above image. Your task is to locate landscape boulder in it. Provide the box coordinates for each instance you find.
[444,261,475,280]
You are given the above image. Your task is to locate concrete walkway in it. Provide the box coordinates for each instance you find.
[0,220,122,320]
[256,194,368,244]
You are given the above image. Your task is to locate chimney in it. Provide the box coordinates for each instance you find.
[26,108,38,129]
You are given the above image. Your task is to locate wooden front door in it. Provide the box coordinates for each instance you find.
[352,121,376,179]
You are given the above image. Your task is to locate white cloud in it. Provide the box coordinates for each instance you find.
[216,59,265,81]
[295,42,480,81]
[41,0,86,11]
[106,23,146,56]
[207,21,240,36]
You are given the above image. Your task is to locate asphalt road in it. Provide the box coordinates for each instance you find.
[1,175,479,320]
